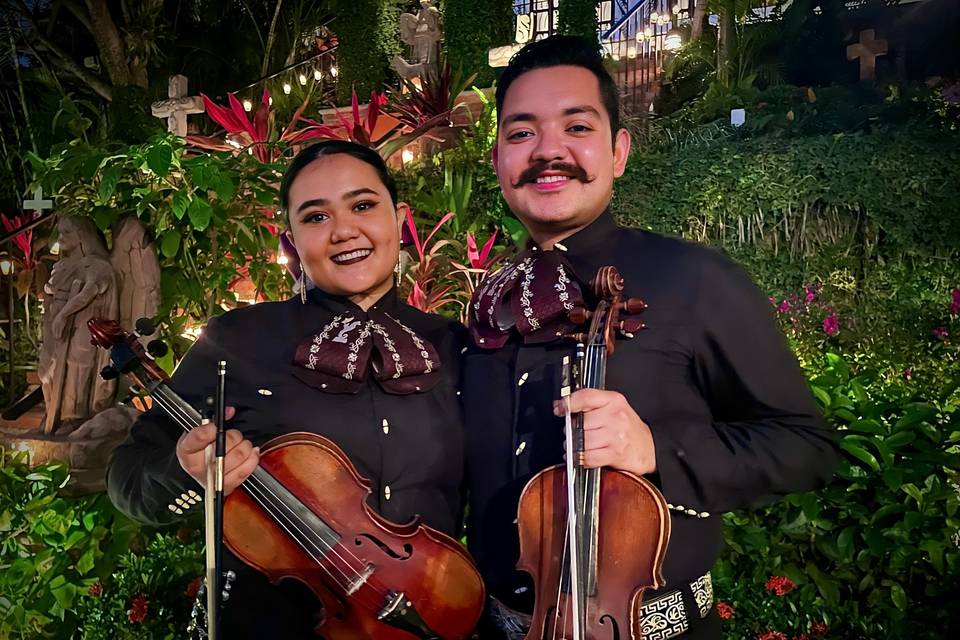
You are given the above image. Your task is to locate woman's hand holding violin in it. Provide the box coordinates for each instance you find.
[176,407,260,496]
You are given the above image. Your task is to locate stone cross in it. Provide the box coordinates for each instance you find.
[847,29,888,82]
[23,187,53,213]
[151,75,205,136]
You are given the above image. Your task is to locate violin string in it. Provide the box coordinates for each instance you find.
[149,386,391,610]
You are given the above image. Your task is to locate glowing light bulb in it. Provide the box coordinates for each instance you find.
[314,69,322,81]
[330,66,338,77]
[401,149,414,164]
[283,83,292,94]
[243,99,253,112]
[277,253,289,265]
[298,73,307,85]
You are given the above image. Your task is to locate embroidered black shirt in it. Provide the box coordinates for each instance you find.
[462,210,838,612]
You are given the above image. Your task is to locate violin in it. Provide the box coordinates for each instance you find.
[89,318,485,640]
[515,267,671,640]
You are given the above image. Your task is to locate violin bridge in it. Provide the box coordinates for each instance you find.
[345,563,375,596]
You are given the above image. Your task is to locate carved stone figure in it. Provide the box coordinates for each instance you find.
[392,0,442,82]
[110,216,161,336]
[38,217,119,432]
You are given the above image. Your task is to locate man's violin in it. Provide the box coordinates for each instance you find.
[515,266,671,640]
[89,318,484,640]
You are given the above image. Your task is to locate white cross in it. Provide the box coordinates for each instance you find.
[151,75,205,136]
[23,186,53,213]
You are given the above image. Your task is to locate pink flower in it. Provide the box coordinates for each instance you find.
[805,287,816,304]
[127,592,149,624]
[822,313,839,336]
[903,368,913,381]
[950,301,960,316]
[715,601,735,620]
[933,327,950,339]
[758,632,788,640]
[764,575,796,596]
[777,300,791,314]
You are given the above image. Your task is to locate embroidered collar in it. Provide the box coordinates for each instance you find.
[292,288,441,394]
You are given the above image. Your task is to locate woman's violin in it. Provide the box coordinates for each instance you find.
[88,318,484,640]
[515,266,671,640]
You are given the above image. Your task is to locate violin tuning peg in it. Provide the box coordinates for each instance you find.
[135,317,156,336]
[146,339,169,358]
[621,298,648,314]
[568,306,592,325]
[619,319,645,334]
[99,365,120,381]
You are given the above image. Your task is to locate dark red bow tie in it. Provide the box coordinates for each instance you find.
[469,249,585,349]
[293,308,441,394]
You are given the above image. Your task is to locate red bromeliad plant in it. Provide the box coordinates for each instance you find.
[386,65,477,144]
[449,230,503,299]
[1,212,35,270]
[401,209,460,315]
[186,89,331,163]
[298,88,456,160]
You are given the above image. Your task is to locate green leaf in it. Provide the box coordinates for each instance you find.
[890,582,907,611]
[212,172,236,201]
[171,191,190,220]
[82,511,96,532]
[901,482,924,506]
[161,230,182,258]
[92,206,115,231]
[810,384,831,409]
[76,546,96,575]
[840,440,880,472]
[805,562,841,604]
[146,142,173,177]
[98,165,121,202]
[188,197,213,231]
[895,403,938,429]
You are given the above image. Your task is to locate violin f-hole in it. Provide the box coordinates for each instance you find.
[354,534,414,560]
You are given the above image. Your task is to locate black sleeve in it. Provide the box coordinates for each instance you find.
[106,318,227,525]
[650,252,838,514]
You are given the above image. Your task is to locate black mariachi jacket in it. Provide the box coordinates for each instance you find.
[462,210,838,612]
[106,287,467,637]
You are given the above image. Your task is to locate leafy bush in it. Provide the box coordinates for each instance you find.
[442,0,514,88]
[0,450,203,639]
[715,351,960,639]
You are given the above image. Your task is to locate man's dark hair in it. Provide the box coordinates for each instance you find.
[280,140,398,220]
[495,35,620,140]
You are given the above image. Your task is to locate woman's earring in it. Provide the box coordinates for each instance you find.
[394,254,402,287]
[299,269,307,304]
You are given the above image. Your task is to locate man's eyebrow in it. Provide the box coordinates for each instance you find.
[562,105,601,118]
[501,112,536,127]
[295,188,379,214]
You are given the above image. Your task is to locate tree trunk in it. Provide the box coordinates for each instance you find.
[261,0,285,77]
[83,0,133,86]
[691,0,707,41]
[718,3,735,70]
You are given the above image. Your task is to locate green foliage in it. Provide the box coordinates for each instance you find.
[559,0,599,40]
[442,0,514,88]
[0,449,203,639]
[616,124,960,252]
[715,353,960,639]
[30,134,290,354]
[0,450,138,638]
[77,532,204,639]
[334,0,396,102]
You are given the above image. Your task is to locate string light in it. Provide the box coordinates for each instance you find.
[242,99,253,112]
[283,83,292,94]
[277,253,289,265]
[650,11,659,24]
[49,241,60,255]
[330,66,338,77]
[298,73,308,85]
[627,46,637,59]
[314,69,322,81]
[401,149,414,164]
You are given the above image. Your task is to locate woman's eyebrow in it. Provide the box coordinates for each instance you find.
[295,188,379,214]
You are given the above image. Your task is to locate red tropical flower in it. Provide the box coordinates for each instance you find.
[127,592,149,624]
[758,632,788,640]
[88,581,104,597]
[811,621,829,637]
[1,211,36,269]
[792,635,811,640]
[764,575,796,596]
[715,601,735,620]
[185,576,203,600]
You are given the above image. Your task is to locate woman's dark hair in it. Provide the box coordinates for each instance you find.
[279,140,398,219]
[495,35,620,141]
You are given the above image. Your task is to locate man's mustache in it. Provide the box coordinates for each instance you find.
[511,161,592,188]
